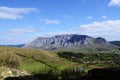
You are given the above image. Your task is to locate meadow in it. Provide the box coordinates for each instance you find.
[0,46,120,80]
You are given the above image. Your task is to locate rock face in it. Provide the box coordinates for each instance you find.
[1,67,29,79]
[24,34,118,50]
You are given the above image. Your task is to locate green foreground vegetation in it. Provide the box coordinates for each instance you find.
[0,46,120,80]
[0,47,75,73]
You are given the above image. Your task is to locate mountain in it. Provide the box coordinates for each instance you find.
[110,41,120,47]
[0,44,25,48]
[24,34,118,51]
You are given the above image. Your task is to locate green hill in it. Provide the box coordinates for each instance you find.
[0,47,75,73]
[0,46,120,79]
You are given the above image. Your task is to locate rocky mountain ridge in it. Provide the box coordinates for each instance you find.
[24,34,118,51]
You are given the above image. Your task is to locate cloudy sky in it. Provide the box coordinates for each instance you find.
[0,0,120,44]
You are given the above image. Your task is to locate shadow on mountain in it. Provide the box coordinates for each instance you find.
[5,68,120,80]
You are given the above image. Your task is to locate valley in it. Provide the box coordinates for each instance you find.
[0,34,120,80]
[0,45,120,80]
[1,0,120,79]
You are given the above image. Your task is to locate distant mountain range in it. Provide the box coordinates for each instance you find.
[0,44,25,48]
[110,41,120,47]
[24,34,119,51]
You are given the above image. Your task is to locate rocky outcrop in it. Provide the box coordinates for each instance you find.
[1,67,29,79]
[24,34,118,51]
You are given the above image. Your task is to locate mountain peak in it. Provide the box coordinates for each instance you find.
[24,34,118,51]
[96,37,106,43]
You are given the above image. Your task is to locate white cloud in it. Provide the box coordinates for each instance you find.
[0,35,37,45]
[9,27,35,34]
[46,20,120,41]
[42,19,60,24]
[42,31,75,37]
[77,20,120,40]
[86,16,93,20]
[102,16,107,19]
[0,26,37,44]
[108,0,120,7]
[1,26,35,37]
[0,6,38,19]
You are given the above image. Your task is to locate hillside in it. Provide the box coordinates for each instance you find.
[0,47,119,70]
[0,47,120,79]
[24,34,118,51]
[0,47,74,72]
[110,41,120,47]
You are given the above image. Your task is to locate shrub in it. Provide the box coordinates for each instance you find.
[61,67,86,80]
[32,69,59,80]
[0,52,21,68]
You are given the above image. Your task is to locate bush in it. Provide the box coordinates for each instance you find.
[32,69,59,80]
[0,52,21,68]
[61,67,86,80]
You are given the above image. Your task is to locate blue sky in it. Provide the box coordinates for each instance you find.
[0,0,120,44]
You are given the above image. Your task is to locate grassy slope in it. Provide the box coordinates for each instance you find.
[56,50,120,71]
[0,46,119,73]
[0,47,75,73]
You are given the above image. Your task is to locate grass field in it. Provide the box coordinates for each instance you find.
[0,47,76,79]
[0,46,120,78]
[0,47,76,73]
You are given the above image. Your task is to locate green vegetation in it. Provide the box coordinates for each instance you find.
[20,61,47,73]
[4,67,120,80]
[57,51,120,68]
[0,47,75,73]
[0,49,21,68]
[0,46,120,80]
[0,47,120,72]
[60,67,86,80]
